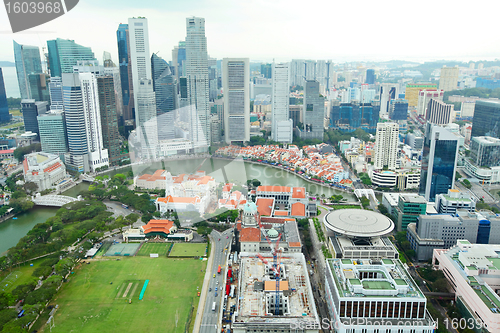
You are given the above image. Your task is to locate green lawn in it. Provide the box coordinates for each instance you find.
[9,109,22,116]
[0,258,44,293]
[45,257,206,333]
[136,243,171,256]
[169,243,207,257]
[0,121,24,129]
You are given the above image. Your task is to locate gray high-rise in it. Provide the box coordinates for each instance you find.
[185,17,210,146]
[300,80,324,140]
[223,58,249,144]
[151,53,176,141]
[14,41,43,99]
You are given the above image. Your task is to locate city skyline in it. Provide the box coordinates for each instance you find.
[1,0,500,65]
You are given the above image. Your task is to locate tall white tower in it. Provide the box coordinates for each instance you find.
[374,122,399,170]
[128,17,157,158]
[272,62,293,143]
[185,17,210,147]
[223,58,250,144]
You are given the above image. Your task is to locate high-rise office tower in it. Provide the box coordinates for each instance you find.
[97,76,125,166]
[365,69,375,84]
[388,99,408,120]
[47,38,96,77]
[185,17,210,145]
[425,99,454,125]
[21,100,48,137]
[208,56,218,102]
[416,90,444,116]
[271,63,293,143]
[405,83,437,107]
[37,110,68,157]
[439,66,459,92]
[151,53,176,141]
[223,58,250,144]
[0,69,9,123]
[171,41,186,83]
[379,83,398,115]
[103,67,124,121]
[27,73,50,103]
[116,23,133,122]
[374,122,399,170]
[49,77,64,110]
[419,123,459,202]
[128,17,158,156]
[13,41,43,99]
[290,59,305,87]
[471,100,500,139]
[261,63,272,79]
[102,51,115,67]
[301,80,324,140]
[62,73,109,172]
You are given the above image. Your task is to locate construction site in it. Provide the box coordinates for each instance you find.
[231,252,320,333]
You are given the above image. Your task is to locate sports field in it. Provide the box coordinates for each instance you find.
[0,258,44,293]
[46,257,206,333]
[169,243,207,257]
[136,243,171,256]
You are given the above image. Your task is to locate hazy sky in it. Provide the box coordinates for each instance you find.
[1,0,499,65]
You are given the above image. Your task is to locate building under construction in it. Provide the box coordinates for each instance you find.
[232,252,320,333]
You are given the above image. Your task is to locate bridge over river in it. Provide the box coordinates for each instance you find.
[32,195,80,207]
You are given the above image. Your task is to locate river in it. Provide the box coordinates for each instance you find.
[1,157,354,256]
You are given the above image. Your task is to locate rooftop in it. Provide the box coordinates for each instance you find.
[323,209,394,238]
[235,253,320,326]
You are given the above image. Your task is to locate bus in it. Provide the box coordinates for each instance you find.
[217,265,221,274]
[212,302,216,311]
[122,204,128,209]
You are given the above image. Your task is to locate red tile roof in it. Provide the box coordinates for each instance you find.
[239,227,261,242]
[292,187,306,199]
[142,219,175,234]
[256,198,274,216]
[291,202,305,217]
[257,185,291,193]
[274,210,288,216]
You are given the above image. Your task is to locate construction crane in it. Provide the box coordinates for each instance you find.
[256,220,283,315]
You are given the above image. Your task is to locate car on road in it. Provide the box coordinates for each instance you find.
[209,288,212,292]
[215,292,217,297]
[213,274,216,278]
[215,287,218,291]
[219,238,221,241]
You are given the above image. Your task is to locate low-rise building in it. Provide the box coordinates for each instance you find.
[233,253,320,333]
[408,210,500,261]
[23,152,66,192]
[433,241,500,332]
[325,258,436,333]
[435,189,476,214]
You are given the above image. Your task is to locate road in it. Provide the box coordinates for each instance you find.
[198,228,233,333]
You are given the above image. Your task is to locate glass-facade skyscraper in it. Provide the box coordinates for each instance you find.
[37,110,68,157]
[151,53,176,141]
[419,123,459,202]
[365,69,375,84]
[116,24,131,118]
[330,102,380,133]
[471,100,500,139]
[0,68,11,123]
[13,40,43,99]
[47,38,96,77]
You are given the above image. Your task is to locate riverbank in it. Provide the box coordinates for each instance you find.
[212,155,354,194]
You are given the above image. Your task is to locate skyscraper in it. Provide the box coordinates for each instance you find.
[47,38,96,77]
[223,58,250,144]
[37,110,68,157]
[365,69,375,84]
[13,41,43,99]
[471,100,500,139]
[419,123,459,202]
[425,99,454,125]
[374,122,399,170]
[172,41,186,83]
[272,63,292,143]
[128,17,158,157]
[439,66,459,92]
[151,53,176,141]
[21,99,48,137]
[388,99,408,120]
[0,69,11,123]
[261,63,272,79]
[62,73,109,172]
[116,23,133,122]
[27,73,50,103]
[49,76,64,110]
[185,17,210,145]
[300,80,324,140]
[97,76,125,166]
